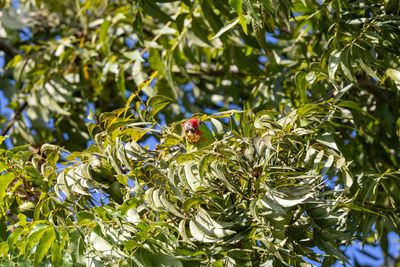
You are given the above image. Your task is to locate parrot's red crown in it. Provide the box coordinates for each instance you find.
[183,118,202,129]
[183,119,204,143]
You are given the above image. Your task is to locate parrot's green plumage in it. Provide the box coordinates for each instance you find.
[183,119,215,151]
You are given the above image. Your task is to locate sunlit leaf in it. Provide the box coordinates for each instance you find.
[0,172,16,203]
[147,95,174,116]
[229,0,247,34]
[35,227,55,265]
[210,18,240,41]
[328,50,341,80]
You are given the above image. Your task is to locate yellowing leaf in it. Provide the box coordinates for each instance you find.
[124,71,158,117]
[0,136,8,145]
[137,70,158,94]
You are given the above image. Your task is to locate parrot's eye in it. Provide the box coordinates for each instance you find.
[198,121,203,126]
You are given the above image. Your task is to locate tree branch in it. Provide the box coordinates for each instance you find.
[0,39,18,56]
[1,101,27,136]
[0,39,26,137]
[358,78,390,102]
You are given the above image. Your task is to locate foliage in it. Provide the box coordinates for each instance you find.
[0,0,400,266]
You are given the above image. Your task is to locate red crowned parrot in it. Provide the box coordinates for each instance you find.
[183,118,215,151]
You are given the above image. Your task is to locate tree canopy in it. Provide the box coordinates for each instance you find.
[0,0,399,266]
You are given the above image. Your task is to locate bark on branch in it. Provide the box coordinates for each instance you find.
[0,39,27,137]
[1,101,27,136]
[0,39,18,56]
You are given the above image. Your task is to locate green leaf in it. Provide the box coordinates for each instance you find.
[341,168,353,188]
[343,204,380,215]
[313,150,324,171]
[328,50,341,80]
[0,161,7,173]
[315,235,348,263]
[252,18,267,51]
[321,154,334,176]
[229,115,240,135]
[232,47,264,76]
[179,219,196,247]
[340,47,356,82]
[64,168,91,195]
[261,5,274,32]
[23,224,49,255]
[339,101,375,119]
[7,144,30,154]
[210,118,224,140]
[182,162,202,192]
[199,154,216,179]
[387,68,400,83]
[354,47,380,81]
[1,10,26,29]
[200,1,223,34]
[142,0,173,24]
[8,227,24,250]
[159,192,185,218]
[0,172,16,203]
[316,133,338,151]
[295,71,308,103]
[126,207,141,225]
[306,71,316,84]
[0,242,8,258]
[145,187,157,211]
[229,0,247,34]
[189,17,213,47]
[210,17,239,41]
[117,68,126,97]
[99,19,111,54]
[249,198,260,222]
[197,208,235,229]
[194,214,236,238]
[152,188,165,210]
[76,211,96,224]
[35,227,56,265]
[183,196,207,212]
[89,229,127,258]
[147,95,174,116]
[149,49,165,76]
[270,192,313,208]
[41,143,69,154]
[51,229,68,266]
[209,162,240,194]
[133,10,144,45]
[139,248,183,267]
[189,220,218,243]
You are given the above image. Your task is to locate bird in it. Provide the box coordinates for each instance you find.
[182,118,215,151]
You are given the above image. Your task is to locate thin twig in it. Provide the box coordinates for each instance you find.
[0,39,25,137]
[140,21,172,57]
[1,101,27,136]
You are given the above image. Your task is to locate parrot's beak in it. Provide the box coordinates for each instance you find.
[184,125,196,136]
[184,125,201,142]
